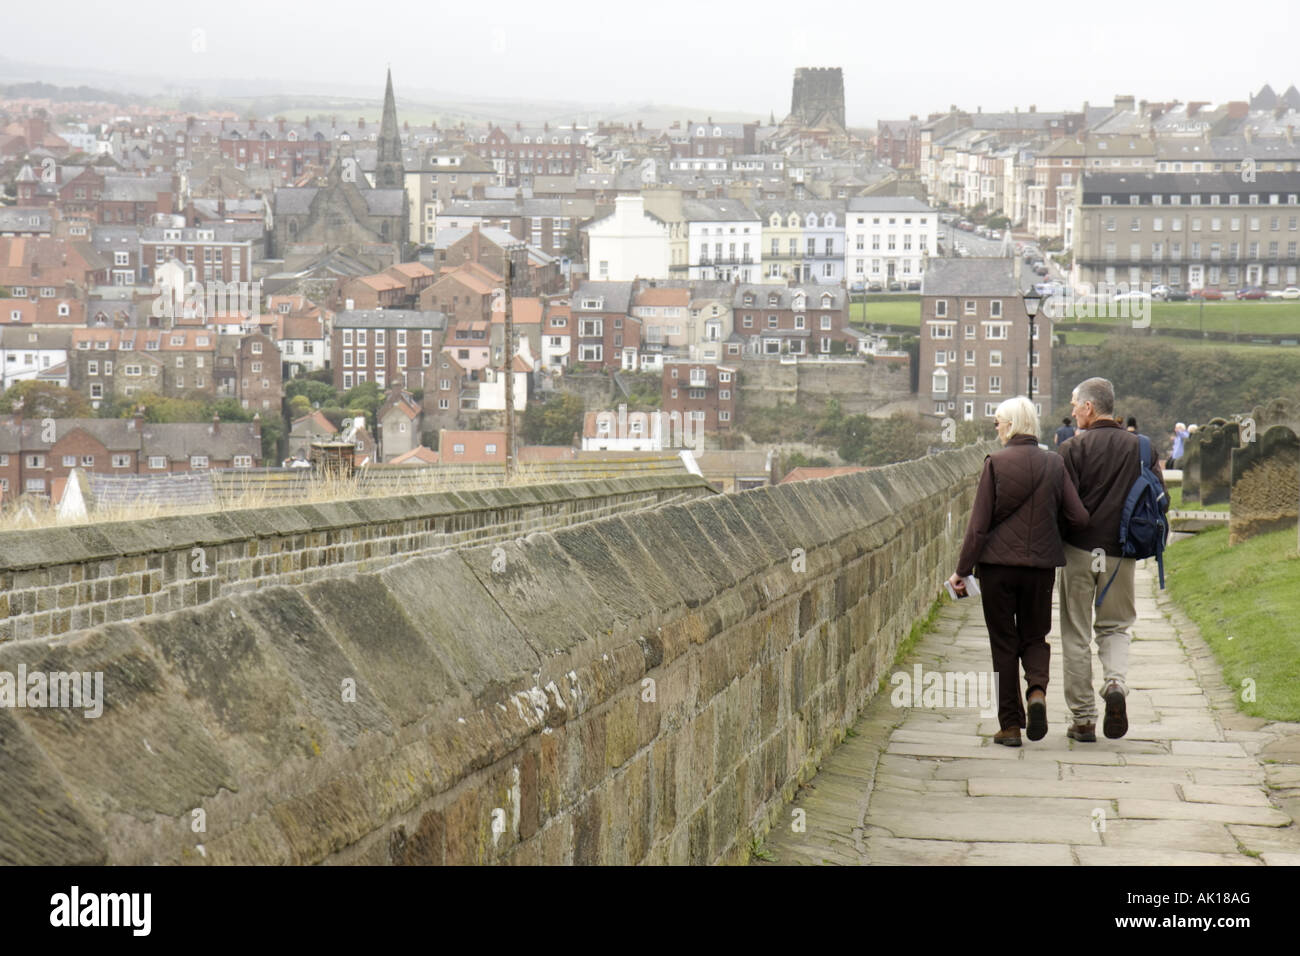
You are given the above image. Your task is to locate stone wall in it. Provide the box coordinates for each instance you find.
[0,474,711,645]
[0,446,987,865]
[737,357,912,413]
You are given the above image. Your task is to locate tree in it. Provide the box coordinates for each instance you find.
[285,378,338,407]
[0,381,92,418]
[258,415,284,464]
[289,395,313,420]
[521,392,584,446]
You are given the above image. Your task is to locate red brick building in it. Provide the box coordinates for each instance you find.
[0,414,262,497]
[661,359,737,432]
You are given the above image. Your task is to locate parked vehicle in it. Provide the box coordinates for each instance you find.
[1166,288,1191,301]
[1235,287,1267,300]
[1275,286,1300,299]
[867,280,883,292]
[887,280,903,291]
[1033,264,1050,276]
[1190,288,1224,300]
[849,280,866,292]
[1112,290,1153,303]
[1151,284,1172,300]
[905,279,922,291]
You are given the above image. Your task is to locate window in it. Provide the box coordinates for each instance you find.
[112,454,130,468]
[990,301,1002,318]
[989,350,1002,367]
[964,300,977,315]
[989,375,1002,394]
[149,456,166,469]
[63,455,76,468]
[189,455,208,469]
[935,300,947,318]
[930,324,952,339]
[963,376,976,393]
[986,324,1007,340]
[80,456,93,467]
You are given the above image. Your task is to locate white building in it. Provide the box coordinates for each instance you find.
[478,341,534,411]
[584,195,671,281]
[845,197,938,285]
[0,328,70,391]
[685,199,761,282]
[581,405,666,451]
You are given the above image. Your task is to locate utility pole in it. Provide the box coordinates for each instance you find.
[503,252,516,479]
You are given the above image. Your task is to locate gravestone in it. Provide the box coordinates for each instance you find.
[1194,419,1238,507]
[1229,425,1300,545]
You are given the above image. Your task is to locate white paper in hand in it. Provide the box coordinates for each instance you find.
[944,575,981,600]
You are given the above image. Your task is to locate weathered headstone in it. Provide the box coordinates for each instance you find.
[1196,419,1238,507]
[1229,425,1300,545]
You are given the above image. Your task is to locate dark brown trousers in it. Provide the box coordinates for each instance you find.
[976,563,1056,731]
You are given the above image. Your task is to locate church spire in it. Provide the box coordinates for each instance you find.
[377,68,404,188]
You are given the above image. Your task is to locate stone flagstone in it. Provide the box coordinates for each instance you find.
[754,563,1299,866]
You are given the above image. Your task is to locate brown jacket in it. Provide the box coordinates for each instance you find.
[956,434,1090,576]
[1059,418,1165,556]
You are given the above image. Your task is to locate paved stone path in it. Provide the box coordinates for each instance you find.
[755,562,1300,866]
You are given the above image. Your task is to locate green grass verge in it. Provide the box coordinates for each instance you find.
[1165,525,1300,721]
[1167,485,1230,512]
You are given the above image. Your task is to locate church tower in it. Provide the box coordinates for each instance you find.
[376,68,404,188]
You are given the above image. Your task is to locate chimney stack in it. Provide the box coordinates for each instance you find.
[211,411,220,435]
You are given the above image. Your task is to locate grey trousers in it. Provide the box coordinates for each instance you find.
[1057,543,1135,724]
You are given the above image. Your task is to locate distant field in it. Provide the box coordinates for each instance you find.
[850,300,921,328]
[1054,301,1300,334]
[1055,330,1300,354]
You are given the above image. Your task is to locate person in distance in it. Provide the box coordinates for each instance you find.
[948,396,1090,747]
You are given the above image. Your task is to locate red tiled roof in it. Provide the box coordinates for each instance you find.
[778,466,869,484]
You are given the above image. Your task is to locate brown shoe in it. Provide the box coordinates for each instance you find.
[1026,689,1047,741]
[1067,721,1097,742]
[1103,682,1129,739]
[993,727,1022,747]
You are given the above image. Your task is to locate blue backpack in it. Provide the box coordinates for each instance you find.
[1096,434,1170,608]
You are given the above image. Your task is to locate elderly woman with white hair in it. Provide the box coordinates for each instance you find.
[947,396,1090,746]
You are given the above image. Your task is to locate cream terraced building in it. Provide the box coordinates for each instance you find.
[1073,171,1300,291]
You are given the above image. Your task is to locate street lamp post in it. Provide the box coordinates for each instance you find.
[1022,288,1042,402]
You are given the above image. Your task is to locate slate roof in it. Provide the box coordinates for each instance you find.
[922,258,1024,297]
[683,199,758,222]
[572,281,635,313]
[333,309,447,330]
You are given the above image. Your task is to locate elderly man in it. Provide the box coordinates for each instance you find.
[1057,377,1166,740]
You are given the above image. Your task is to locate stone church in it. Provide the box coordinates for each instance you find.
[271,70,410,270]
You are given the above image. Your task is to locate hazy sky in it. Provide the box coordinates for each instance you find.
[6,0,1299,124]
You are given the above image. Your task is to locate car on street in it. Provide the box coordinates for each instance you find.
[1033,264,1050,276]
[867,280,883,292]
[1190,288,1224,300]
[1112,290,1153,302]
[905,279,922,291]
[1151,284,1172,300]
[1235,287,1267,300]
[887,280,903,291]
[1166,288,1191,301]
[1266,286,1300,299]
[849,280,866,292]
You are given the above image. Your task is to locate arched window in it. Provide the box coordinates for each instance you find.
[770,214,780,227]
[788,214,799,228]
[824,213,835,227]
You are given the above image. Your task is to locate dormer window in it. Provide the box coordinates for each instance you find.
[767,293,779,307]
[582,298,602,309]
